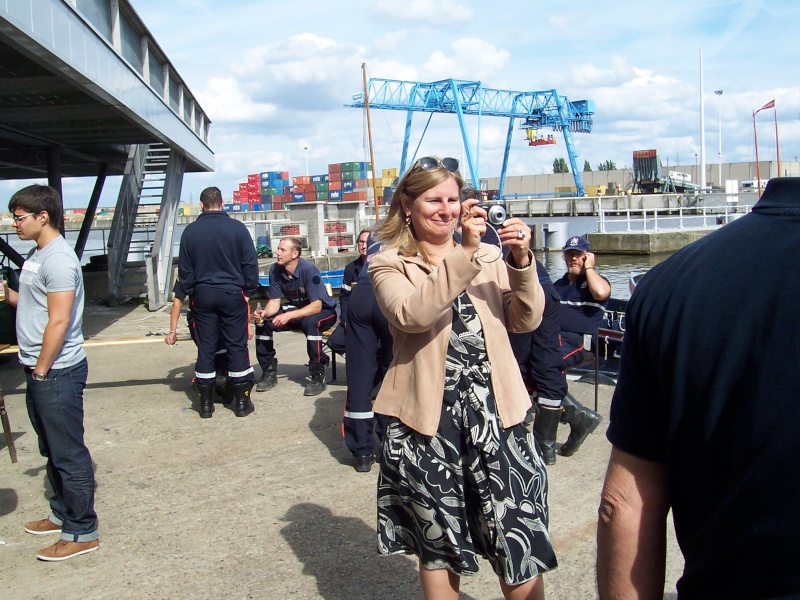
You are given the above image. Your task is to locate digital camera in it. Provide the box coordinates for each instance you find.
[480,204,507,226]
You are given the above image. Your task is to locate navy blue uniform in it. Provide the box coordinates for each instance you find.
[607,178,800,598]
[173,280,230,376]
[508,260,567,407]
[178,210,258,384]
[553,272,609,367]
[327,255,364,355]
[343,258,391,457]
[256,257,337,368]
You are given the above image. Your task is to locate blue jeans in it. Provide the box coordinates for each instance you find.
[25,358,98,542]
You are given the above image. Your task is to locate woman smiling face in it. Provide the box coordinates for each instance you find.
[402,176,461,246]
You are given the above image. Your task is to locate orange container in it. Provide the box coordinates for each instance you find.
[328,181,342,191]
[304,192,317,201]
[343,191,368,201]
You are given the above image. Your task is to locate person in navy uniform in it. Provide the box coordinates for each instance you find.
[553,235,611,366]
[253,237,337,396]
[342,232,392,472]
[177,186,258,418]
[548,235,608,457]
[598,178,800,599]
[326,228,369,356]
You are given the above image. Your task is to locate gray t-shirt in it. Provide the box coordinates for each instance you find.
[16,235,86,369]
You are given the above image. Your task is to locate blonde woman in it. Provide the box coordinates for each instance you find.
[370,157,557,599]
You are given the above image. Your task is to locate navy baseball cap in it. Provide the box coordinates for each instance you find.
[562,236,590,252]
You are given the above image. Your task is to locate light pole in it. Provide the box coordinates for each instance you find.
[304,146,309,177]
[715,90,723,187]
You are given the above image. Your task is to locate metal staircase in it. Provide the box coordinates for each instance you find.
[107,143,185,309]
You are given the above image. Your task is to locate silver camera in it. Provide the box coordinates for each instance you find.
[481,204,507,226]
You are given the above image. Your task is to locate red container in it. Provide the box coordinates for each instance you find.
[343,191,368,201]
[328,163,341,173]
[233,191,242,200]
[304,192,317,201]
[292,175,311,186]
[238,183,248,192]
[328,171,341,182]
[247,174,260,183]
[328,181,342,191]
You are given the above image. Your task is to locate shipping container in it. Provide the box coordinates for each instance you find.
[328,171,341,182]
[316,191,328,201]
[315,182,329,192]
[223,203,234,212]
[328,163,341,173]
[328,181,342,191]
[304,192,317,202]
[328,190,342,201]
[342,180,355,191]
[292,175,311,186]
[310,174,329,184]
[382,167,400,179]
[343,191,368,201]
[341,161,371,171]
[292,193,305,202]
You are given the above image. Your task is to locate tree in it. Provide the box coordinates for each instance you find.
[583,160,593,172]
[597,160,617,171]
[553,158,569,174]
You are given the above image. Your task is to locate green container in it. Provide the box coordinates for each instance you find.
[315,182,329,192]
[0,265,19,344]
[316,191,328,201]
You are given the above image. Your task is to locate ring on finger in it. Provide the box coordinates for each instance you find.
[517,229,526,240]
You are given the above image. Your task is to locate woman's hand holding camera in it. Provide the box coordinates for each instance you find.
[499,218,532,268]
[460,199,486,254]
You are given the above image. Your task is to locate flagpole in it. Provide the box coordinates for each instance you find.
[753,110,762,198]
[774,102,781,177]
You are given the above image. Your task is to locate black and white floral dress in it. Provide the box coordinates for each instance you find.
[377,292,557,584]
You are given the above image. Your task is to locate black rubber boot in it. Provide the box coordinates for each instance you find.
[232,381,255,417]
[256,361,277,392]
[558,393,603,457]
[303,361,327,396]
[533,404,561,465]
[192,381,215,419]
[215,374,230,404]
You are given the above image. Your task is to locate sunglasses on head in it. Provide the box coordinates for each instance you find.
[415,156,459,173]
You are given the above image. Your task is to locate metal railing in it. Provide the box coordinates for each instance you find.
[597,202,754,233]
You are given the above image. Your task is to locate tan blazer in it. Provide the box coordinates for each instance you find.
[369,243,544,436]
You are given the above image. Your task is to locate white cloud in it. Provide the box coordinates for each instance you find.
[196,77,278,123]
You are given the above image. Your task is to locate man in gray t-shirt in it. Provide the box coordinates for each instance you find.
[2,184,99,562]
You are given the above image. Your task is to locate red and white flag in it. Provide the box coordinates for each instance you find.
[759,99,775,111]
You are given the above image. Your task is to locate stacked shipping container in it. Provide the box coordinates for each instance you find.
[222,162,400,212]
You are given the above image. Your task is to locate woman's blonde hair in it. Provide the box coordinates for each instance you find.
[374,158,464,258]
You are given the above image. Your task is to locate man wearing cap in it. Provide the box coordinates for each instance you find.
[547,235,609,458]
[553,235,611,367]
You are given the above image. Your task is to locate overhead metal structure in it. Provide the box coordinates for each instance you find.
[347,78,593,197]
[0,0,214,309]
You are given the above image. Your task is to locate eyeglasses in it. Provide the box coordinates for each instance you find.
[415,156,459,173]
[12,212,35,223]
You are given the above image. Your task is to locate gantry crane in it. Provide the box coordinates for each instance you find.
[347,78,594,196]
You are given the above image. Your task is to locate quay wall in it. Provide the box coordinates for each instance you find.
[587,228,717,255]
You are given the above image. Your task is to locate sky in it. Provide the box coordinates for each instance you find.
[4,0,800,207]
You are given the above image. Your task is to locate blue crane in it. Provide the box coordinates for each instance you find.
[347,78,594,197]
